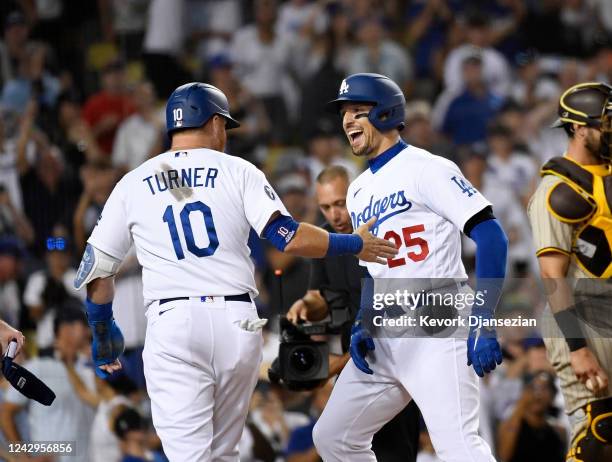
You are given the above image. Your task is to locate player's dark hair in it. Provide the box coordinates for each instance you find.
[316,165,349,185]
[563,123,575,138]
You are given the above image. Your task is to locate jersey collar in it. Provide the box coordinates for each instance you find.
[368,139,409,174]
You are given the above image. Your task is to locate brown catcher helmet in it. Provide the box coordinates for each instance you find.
[553,82,612,160]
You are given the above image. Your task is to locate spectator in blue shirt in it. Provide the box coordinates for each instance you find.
[442,53,505,145]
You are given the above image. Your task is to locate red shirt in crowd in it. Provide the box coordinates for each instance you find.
[82,92,135,155]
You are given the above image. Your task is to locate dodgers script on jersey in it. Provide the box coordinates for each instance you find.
[346,141,491,279]
[87,149,288,301]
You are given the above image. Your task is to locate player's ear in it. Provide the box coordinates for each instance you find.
[203,115,220,137]
[212,114,226,132]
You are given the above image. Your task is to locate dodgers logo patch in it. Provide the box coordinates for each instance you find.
[339,79,350,95]
[351,190,412,235]
[451,176,477,197]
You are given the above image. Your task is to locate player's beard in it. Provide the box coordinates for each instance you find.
[351,130,376,157]
[584,130,601,158]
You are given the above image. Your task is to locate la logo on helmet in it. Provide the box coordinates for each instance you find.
[339,79,350,95]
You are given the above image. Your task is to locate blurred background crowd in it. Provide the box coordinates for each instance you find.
[0,0,610,461]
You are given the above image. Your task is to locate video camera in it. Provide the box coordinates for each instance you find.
[268,288,353,391]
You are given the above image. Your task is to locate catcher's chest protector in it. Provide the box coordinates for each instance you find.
[541,156,612,278]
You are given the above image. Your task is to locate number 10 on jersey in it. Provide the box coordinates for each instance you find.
[162,201,219,259]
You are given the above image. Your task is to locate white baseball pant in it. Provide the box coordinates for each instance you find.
[143,296,263,461]
[313,336,495,462]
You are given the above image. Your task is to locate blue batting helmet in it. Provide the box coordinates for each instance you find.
[165,82,240,135]
[327,73,406,132]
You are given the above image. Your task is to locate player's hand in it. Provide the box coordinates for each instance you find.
[355,217,398,264]
[98,359,123,375]
[467,326,503,377]
[570,347,609,394]
[0,321,25,358]
[287,299,309,324]
[89,318,125,379]
[350,321,375,375]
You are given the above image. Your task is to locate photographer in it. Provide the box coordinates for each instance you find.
[286,166,420,462]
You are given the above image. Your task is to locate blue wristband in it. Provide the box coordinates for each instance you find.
[326,233,363,256]
[85,298,113,323]
[262,215,299,252]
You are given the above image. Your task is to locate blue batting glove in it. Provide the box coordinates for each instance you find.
[90,319,124,379]
[350,321,375,375]
[86,299,124,379]
[467,324,503,378]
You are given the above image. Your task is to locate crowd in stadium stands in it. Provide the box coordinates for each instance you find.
[0,1,610,461]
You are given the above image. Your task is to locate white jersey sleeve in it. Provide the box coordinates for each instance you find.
[242,166,290,236]
[87,180,133,260]
[418,158,491,232]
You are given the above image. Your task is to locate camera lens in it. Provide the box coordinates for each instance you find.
[291,347,315,372]
[288,346,323,379]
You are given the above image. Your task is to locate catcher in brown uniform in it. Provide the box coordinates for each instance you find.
[528,82,612,461]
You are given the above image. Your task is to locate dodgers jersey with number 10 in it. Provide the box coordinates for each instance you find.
[347,140,491,279]
[87,149,288,302]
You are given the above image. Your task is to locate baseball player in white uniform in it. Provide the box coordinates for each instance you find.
[73,82,398,462]
[312,74,509,461]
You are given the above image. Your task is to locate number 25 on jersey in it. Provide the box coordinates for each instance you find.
[385,224,429,268]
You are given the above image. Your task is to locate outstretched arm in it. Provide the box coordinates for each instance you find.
[263,213,398,263]
[244,168,396,263]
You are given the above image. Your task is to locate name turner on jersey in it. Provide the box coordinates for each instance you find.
[143,166,219,195]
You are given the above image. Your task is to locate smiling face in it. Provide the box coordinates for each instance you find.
[341,102,380,157]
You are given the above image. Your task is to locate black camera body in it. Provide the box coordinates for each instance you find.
[269,289,353,391]
[269,318,329,391]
